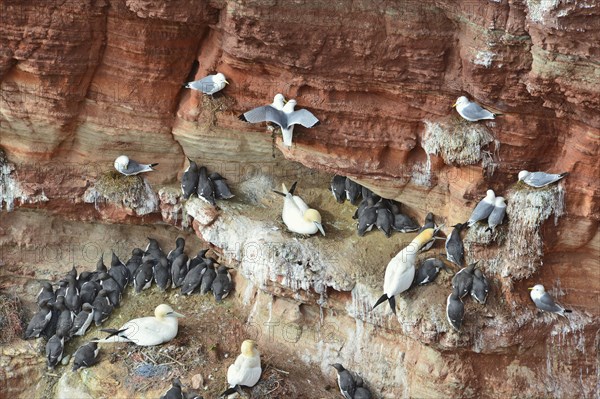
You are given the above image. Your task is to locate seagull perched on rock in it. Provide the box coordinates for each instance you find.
[529,284,572,317]
[275,182,325,236]
[97,304,184,346]
[467,190,496,227]
[373,227,442,315]
[518,170,568,188]
[114,155,158,176]
[220,340,262,398]
[240,95,319,147]
[184,72,229,95]
[486,196,506,232]
[453,96,496,121]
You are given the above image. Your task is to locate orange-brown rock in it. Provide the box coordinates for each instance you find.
[0,1,598,398]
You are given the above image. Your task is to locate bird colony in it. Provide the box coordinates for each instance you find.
[21,69,573,398]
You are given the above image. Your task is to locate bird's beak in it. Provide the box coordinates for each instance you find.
[527,287,533,290]
[452,102,457,107]
[283,99,288,104]
[225,80,230,85]
[170,311,185,318]
[315,222,326,236]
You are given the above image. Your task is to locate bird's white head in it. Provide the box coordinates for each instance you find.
[528,284,545,299]
[485,189,496,200]
[114,155,129,171]
[495,196,506,207]
[283,99,297,113]
[274,93,286,105]
[453,96,469,108]
[241,339,258,356]
[304,209,325,236]
[518,170,530,181]
[155,304,185,319]
[215,73,229,85]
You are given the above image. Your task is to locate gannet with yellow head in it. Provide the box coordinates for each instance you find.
[220,340,262,397]
[98,304,184,346]
[276,182,325,236]
[373,227,440,315]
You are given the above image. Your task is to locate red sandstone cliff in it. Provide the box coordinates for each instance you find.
[0,1,598,398]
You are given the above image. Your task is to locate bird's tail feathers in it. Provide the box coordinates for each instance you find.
[100,328,126,339]
[150,163,158,169]
[220,386,239,397]
[372,294,388,310]
[559,172,569,178]
[289,181,298,195]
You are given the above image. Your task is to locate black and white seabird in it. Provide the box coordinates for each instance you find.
[54,279,68,300]
[64,276,81,314]
[376,202,394,238]
[353,375,373,399]
[467,190,496,227]
[24,299,53,339]
[77,271,92,291]
[181,260,207,295]
[167,237,186,264]
[197,166,217,206]
[92,289,114,326]
[419,212,436,232]
[37,282,55,307]
[345,178,361,205]
[445,223,466,266]
[181,158,200,200]
[413,258,448,286]
[154,257,172,291]
[392,213,420,233]
[212,264,232,302]
[95,254,108,275]
[529,284,572,317]
[446,287,464,331]
[471,268,490,304]
[331,175,346,203]
[72,341,100,371]
[361,186,375,200]
[126,248,144,278]
[79,277,101,306]
[66,265,78,280]
[97,272,122,307]
[171,253,189,289]
[199,261,217,295]
[452,263,476,299]
[46,331,65,369]
[188,249,209,270]
[133,261,155,293]
[55,296,74,338]
[70,303,94,337]
[357,199,377,236]
[330,363,355,399]
[145,237,162,255]
[209,172,234,199]
[160,378,184,399]
[108,251,130,289]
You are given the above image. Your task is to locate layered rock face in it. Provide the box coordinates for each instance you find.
[1,1,599,398]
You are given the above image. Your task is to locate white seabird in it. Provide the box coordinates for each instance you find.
[97,304,184,346]
[518,170,568,188]
[373,227,441,315]
[453,96,496,121]
[220,340,262,397]
[529,284,572,317]
[114,155,158,176]
[486,196,506,232]
[240,96,319,147]
[275,182,325,236]
[184,72,229,95]
[467,189,496,227]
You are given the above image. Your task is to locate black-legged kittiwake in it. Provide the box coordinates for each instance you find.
[184,72,229,95]
[467,190,496,227]
[529,284,572,317]
[486,196,506,232]
[240,96,319,147]
[114,155,158,176]
[453,96,496,121]
[518,170,568,188]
